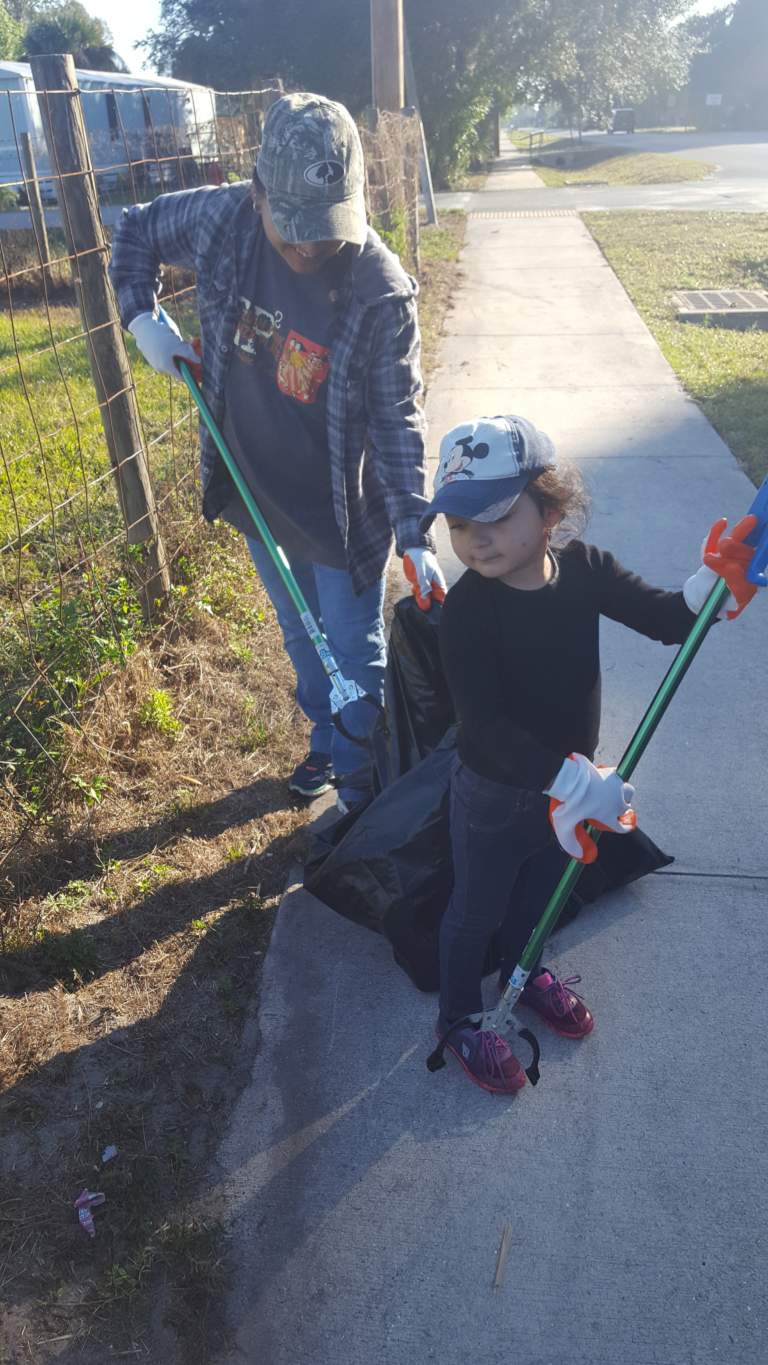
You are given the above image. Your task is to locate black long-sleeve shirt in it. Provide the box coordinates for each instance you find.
[439,540,697,791]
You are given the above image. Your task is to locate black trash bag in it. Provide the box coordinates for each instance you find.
[305,734,456,939]
[371,596,454,791]
[304,733,674,993]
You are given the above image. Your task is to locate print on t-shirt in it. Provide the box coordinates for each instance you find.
[277,330,330,404]
[233,295,330,406]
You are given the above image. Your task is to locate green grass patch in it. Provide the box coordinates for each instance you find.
[533,143,715,187]
[583,211,768,486]
[0,297,200,568]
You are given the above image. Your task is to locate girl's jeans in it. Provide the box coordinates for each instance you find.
[246,538,386,801]
[439,757,570,1028]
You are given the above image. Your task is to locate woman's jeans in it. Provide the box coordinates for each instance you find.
[246,538,386,800]
[439,758,570,1027]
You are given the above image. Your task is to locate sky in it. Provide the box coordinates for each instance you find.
[91,0,163,73]
[91,0,733,79]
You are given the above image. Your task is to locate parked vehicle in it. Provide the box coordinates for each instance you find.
[0,60,220,206]
[609,107,635,134]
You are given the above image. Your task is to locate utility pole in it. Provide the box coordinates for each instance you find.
[371,0,405,111]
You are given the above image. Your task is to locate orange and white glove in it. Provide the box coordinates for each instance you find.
[545,752,636,864]
[128,308,201,382]
[682,514,758,621]
[403,547,447,611]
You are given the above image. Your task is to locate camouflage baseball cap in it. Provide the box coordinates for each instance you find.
[256,92,367,247]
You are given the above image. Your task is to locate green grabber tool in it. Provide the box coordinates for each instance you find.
[428,474,768,1085]
[178,360,380,732]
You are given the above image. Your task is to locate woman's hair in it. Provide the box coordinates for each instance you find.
[527,461,590,545]
[251,169,266,200]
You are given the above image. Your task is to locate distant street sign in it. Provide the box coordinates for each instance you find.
[706,94,723,107]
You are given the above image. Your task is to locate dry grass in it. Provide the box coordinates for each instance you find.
[1,524,311,1361]
[0,212,467,1363]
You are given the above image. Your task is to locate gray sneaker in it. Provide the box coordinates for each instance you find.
[288,751,334,797]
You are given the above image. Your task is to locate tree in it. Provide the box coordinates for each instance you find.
[406,0,539,182]
[139,0,701,180]
[521,0,692,135]
[690,0,768,126]
[23,1,129,70]
[0,0,23,58]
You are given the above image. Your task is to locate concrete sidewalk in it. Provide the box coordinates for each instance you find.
[209,154,768,1365]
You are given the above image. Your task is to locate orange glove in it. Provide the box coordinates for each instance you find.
[683,515,758,620]
[186,335,203,386]
[403,548,447,612]
[545,753,636,864]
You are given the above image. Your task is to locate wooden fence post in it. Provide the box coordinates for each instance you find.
[19,131,50,268]
[30,53,170,614]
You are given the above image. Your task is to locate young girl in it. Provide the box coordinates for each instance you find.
[420,415,756,1096]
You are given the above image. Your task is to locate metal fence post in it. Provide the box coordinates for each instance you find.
[30,53,171,614]
[402,106,421,275]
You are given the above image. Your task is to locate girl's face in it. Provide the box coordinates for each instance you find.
[446,490,560,589]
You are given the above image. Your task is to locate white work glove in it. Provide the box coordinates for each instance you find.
[403,547,447,611]
[682,515,758,621]
[544,752,636,864]
[128,308,200,380]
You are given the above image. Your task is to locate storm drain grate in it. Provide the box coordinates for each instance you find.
[469,209,579,219]
[672,288,768,329]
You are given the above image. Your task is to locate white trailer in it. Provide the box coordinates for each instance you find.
[0,61,220,204]
[76,69,219,191]
[0,61,51,197]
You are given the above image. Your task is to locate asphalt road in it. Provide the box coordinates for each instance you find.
[535,128,768,178]
[437,130,768,214]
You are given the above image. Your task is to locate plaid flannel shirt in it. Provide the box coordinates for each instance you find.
[109,182,435,593]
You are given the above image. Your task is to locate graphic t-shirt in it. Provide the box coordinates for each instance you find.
[221,234,346,568]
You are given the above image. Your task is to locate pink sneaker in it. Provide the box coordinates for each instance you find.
[436,1021,527,1095]
[519,969,594,1039]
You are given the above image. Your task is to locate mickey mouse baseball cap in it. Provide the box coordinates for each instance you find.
[419,415,557,530]
[256,92,368,247]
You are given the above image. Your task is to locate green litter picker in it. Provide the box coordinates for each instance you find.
[428,474,768,1085]
[177,360,380,739]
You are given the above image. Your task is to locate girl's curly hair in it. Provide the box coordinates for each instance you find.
[527,461,590,546]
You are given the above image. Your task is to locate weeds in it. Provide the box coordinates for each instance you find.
[373,206,409,263]
[240,699,269,754]
[1,573,143,813]
[137,688,182,738]
[37,925,100,986]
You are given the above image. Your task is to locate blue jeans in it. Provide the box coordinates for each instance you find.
[246,538,386,801]
[439,758,570,1027]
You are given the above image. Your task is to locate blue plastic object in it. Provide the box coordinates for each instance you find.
[745,475,768,587]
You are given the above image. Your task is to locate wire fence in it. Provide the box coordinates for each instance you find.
[360,107,421,273]
[0,66,424,858]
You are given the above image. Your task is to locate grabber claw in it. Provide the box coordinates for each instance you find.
[426,1018,541,1085]
[426,1017,471,1073]
[517,1027,541,1086]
